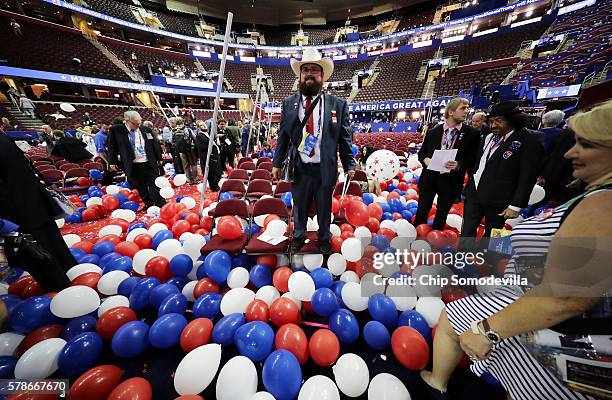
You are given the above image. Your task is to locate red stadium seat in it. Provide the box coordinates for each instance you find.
[250,169,272,181]
[246,179,273,201]
[228,169,249,182]
[219,179,246,200]
[59,163,80,172]
[36,164,56,172]
[83,162,104,170]
[245,198,290,254]
[257,162,273,172]
[202,199,249,254]
[273,181,292,198]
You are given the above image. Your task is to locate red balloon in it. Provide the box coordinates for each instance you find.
[391,326,430,370]
[309,329,340,367]
[346,200,369,227]
[443,230,459,248]
[200,216,213,230]
[330,236,343,253]
[476,225,485,241]
[256,255,277,268]
[193,278,220,298]
[367,203,383,220]
[269,297,301,327]
[76,177,89,187]
[160,204,177,221]
[184,212,200,226]
[245,300,269,322]
[108,219,130,232]
[92,205,107,218]
[134,234,153,249]
[366,217,380,233]
[378,228,397,240]
[272,267,292,293]
[275,323,308,364]
[17,324,64,355]
[416,224,433,239]
[302,300,314,315]
[340,196,353,209]
[441,286,468,303]
[426,230,447,249]
[263,214,280,228]
[180,318,213,353]
[387,192,400,201]
[67,365,124,400]
[145,256,173,282]
[340,230,354,240]
[172,220,191,238]
[72,240,94,254]
[96,306,137,340]
[331,198,340,214]
[107,377,152,400]
[71,272,101,289]
[392,212,403,220]
[8,275,35,297]
[195,228,210,237]
[380,181,388,191]
[81,208,98,222]
[21,281,44,298]
[102,195,120,211]
[114,241,140,258]
[339,223,354,233]
[217,216,243,240]
[128,193,140,202]
[99,234,121,245]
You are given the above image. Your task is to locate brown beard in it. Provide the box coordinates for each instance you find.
[299,79,323,97]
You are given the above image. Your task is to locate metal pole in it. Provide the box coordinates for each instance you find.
[199,12,233,217]
[266,98,273,143]
[149,92,171,124]
[246,76,262,156]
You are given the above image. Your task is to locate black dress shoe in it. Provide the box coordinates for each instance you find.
[320,241,331,254]
[291,238,305,252]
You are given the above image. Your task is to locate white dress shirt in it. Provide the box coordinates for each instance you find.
[127,124,148,163]
[298,94,324,164]
[473,130,521,211]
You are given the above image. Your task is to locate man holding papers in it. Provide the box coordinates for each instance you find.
[414,98,480,230]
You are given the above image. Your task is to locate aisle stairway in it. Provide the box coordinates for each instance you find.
[1,98,44,130]
[83,34,145,82]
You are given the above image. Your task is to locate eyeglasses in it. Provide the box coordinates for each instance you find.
[301,67,322,74]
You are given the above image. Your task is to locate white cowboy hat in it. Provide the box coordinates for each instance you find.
[290,48,334,81]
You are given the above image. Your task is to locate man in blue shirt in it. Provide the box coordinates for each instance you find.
[93,121,114,184]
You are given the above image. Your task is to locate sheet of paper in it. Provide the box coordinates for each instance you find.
[427,149,458,173]
[256,234,288,245]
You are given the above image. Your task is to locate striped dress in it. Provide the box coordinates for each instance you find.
[446,187,611,400]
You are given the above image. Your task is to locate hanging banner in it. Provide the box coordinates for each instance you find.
[349,98,453,112]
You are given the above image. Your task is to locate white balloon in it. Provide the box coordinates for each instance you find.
[147,205,161,216]
[341,282,368,312]
[406,155,421,169]
[106,184,120,195]
[97,271,129,295]
[0,332,24,356]
[63,234,81,247]
[333,353,369,397]
[386,284,417,311]
[360,273,385,295]
[341,238,363,262]
[66,263,102,281]
[306,217,319,232]
[216,355,258,400]
[303,254,323,271]
[14,338,66,380]
[118,210,136,222]
[97,295,130,317]
[220,288,255,315]
[330,224,341,237]
[250,393,276,400]
[255,286,280,306]
[276,254,289,267]
[183,234,206,253]
[98,225,122,238]
[281,292,302,310]
[340,270,360,283]
[446,214,463,231]
[180,196,197,209]
[174,344,222,395]
[292,254,304,269]
[155,176,171,189]
[160,186,175,199]
[288,271,315,301]
[126,227,148,242]
[410,240,431,253]
[227,267,250,289]
[85,197,102,208]
[528,184,545,205]
[173,174,187,186]
[395,220,417,238]
[299,375,340,400]
[366,150,400,181]
[266,220,288,238]
[254,214,269,227]
[110,209,125,220]
[148,223,168,236]
[59,102,75,112]
[157,239,183,260]
[327,253,347,276]
[415,297,445,327]
[182,280,197,301]
[55,218,65,229]
[51,285,100,318]
[197,183,205,193]
[132,249,158,275]
[390,237,414,251]
[368,373,411,400]
[354,226,372,240]
[380,220,397,232]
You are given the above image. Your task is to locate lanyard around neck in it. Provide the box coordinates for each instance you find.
[300,95,323,137]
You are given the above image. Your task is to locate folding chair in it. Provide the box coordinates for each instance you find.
[219,179,246,200]
[59,163,80,172]
[257,162,273,172]
[228,169,249,183]
[238,157,252,165]
[202,199,249,254]
[40,169,63,185]
[55,160,69,168]
[238,161,256,171]
[83,162,104,170]
[273,181,292,198]
[245,198,290,254]
[33,160,52,167]
[37,164,56,172]
[63,168,90,186]
[250,169,272,181]
[352,170,368,183]
[246,179,273,202]
[256,157,271,165]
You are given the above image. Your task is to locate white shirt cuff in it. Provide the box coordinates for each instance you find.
[508,205,521,212]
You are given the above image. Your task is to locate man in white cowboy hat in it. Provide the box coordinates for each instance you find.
[272,48,356,253]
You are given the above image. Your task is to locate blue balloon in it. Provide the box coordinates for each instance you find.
[76,206,87,213]
[62,315,97,341]
[401,210,413,220]
[352,144,358,156]
[381,212,394,221]
[380,203,391,213]
[371,234,391,251]
[152,230,173,249]
[166,276,187,291]
[169,254,193,277]
[158,293,187,316]
[122,201,139,211]
[212,313,245,346]
[149,283,180,308]
[232,254,251,269]
[111,320,150,358]
[363,320,391,350]
[362,193,375,205]
[398,310,431,342]
[103,256,132,274]
[119,181,131,189]
[262,350,302,400]
[99,252,121,269]
[280,192,293,208]
[148,313,188,349]
[331,281,346,308]
[310,268,333,289]
[249,264,272,288]
[128,222,147,232]
[58,332,103,376]
[8,296,58,333]
[0,294,22,315]
[176,195,186,203]
[387,184,396,192]
[245,224,261,235]
[0,356,17,379]
[129,277,160,311]
[117,276,140,297]
[368,294,398,328]
[80,195,90,203]
[79,253,100,265]
[329,309,359,344]
[234,321,275,362]
[69,248,86,259]
[192,293,222,319]
[65,211,82,223]
[219,192,233,201]
[115,193,128,204]
[89,169,103,180]
[311,288,339,317]
[203,250,231,284]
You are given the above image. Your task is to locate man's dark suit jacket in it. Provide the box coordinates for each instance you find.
[107,124,161,176]
[417,122,480,187]
[272,93,355,187]
[51,137,93,163]
[465,127,544,208]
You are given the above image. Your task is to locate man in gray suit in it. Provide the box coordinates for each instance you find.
[272,49,356,253]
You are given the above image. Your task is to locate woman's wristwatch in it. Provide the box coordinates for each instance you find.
[470,319,502,344]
